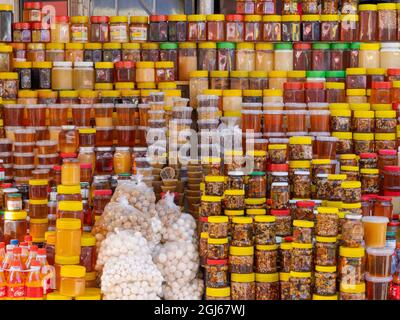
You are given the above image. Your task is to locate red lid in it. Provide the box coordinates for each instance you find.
[31,22,50,29]
[54,16,70,23]
[24,2,42,9]
[30,259,41,267]
[60,153,77,159]
[296,201,315,208]
[379,149,397,155]
[52,165,61,171]
[271,209,290,216]
[226,14,244,22]
[150,15,168,22]
[283,82,304,90]
[206,259,228,265]
[304,82,324,89]
[388,221,400,226]
[0,242,5,249]
[13,247,21,254]
[387,68,400,76]
[293,43,312,50]
[37,248,46,255]
[371,81,392,89]
[30,245,38,252]
[13,22,30,29]
[24,235,32,242]
[20,242,27,246]
[1,183,13,188]
[376,196,392,201]
[94,189,112,196]
[359,153,377,159]
[268,164,289,172]
[199,216,208,222]
[80,163,92,169]
[384,166,400,172]
[90,16,110,23]
[115,61,135,69]
[393,214,399,220]
[283,236,293,242]
[384,191,400,196]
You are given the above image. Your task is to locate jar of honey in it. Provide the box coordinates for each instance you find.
[59,125,79,154]
[113,147,131,174]
[55,218,81,257]
[29,199,48,219]
[29,218,48,242]
[59,265,86,297]
[61,159,80,186]
[78,128,96,147]
[28,179,48,200]
[4,210,27,244]
[57,201,83,223]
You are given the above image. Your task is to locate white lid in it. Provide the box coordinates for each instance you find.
[364,273,393,283]
[94,103,114,109]
[344,214,363,220]
[61,125,76,130]
[285,103,307,108]
[197,94,219,100]
[242,103,262,108]
[36,140,57,146]
[79,147,94,152]
[366,247,394,256]
[362,216,389,224]
[138,104,150,109]
[116,126,136,130]
[133,147,147,152]
[294,170,310,175]
[95,147,112,151]
[380,42,400,49]
[286,131,308,136]
[13,142,35,146]
[309,110,331,115]
[14,128,35,134]
[14,152,34,156]
[0,152,12,156]
[228,171,244,176]
[271,182,288,187]
[272,172,288,176]
[263,102,284,107]
[316,136,339,142]
[284,110,308,115]
[316,173,329,178]
[269,138,289,144]
[53,61,72,67]
[4,104,24,109]
[37,153,58,158]
[115,103,136,108]
[115,147,130,151]
[308,103,329,108]
[13,164,35,169]
[310,131,331,137]
[74,61,94,67]
[36,164,53,169]
[71,104,92,109]
[263,110,284,114]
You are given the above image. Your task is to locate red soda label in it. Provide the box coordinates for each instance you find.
[390,283,400,300]
[0,286,6,298]
[7,285,25,298]
[26,286,43,298]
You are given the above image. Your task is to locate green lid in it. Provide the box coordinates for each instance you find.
[312,43,330,50]
[118,173,131,177]
[350,42,361,49]
[217,42,236,49]
[386,231,396,237]
[274,43,292,50]
[249,171,266,176]
[0,210,3,215]
[326,70,346,78]
[160,43,178,50]
[331,43,350,50]
[306,71,326,78]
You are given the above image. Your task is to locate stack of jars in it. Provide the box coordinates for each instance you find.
[28,178,49,243]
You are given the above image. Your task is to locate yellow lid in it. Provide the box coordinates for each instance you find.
[375,133,396,140]
[115,82,134,90]
[287,70,306,78]
[246,150,267,157]
[360,43,380,50]
[256,244,278,251]
[320,14,339,21]
[293,220,314,228]
[290,271,312,278]
[313,294,338,300]
[346,89,366,96]
[311,159,331,165]
[353,110,374,118]
[263,15,281,22]
[66,43,84,50]
[30,218,48,224]
[84,43,102,50]
[279,272,290,281]
[32,61,52,68]
[13,61,32,69]
[71,16,88,23]
[360,168,379,174]
[59,90,79,98]
[377,3,396,10]
[255,44,273,52]
[237,43,254,50]
[121,43,140,50]
[130,16,148,23]
[263,89,283,97]
[341,166,359,172]
[163,89,181,97]
[78,128,96,134]
[350,103,370,111]
[353,133,374,141]
[136,61,155,69]
[201,195,222,202]
[201,156,221,163]
[141,43,159,50]
[56,218,81,230]
[269,71,287,78]
[371,104,392,111]
[60,265,86,278]
[340,282,366,293]
[200,232,208,239]
[342,181,361,189]
[79,90,98,98]
[205,175,225,183]
[325,82,345,89]
[75,290,101,300]
[206,14,225,21]
[292,242,313,249]
[340,154,357,160]
[45,231,56,245]
[46,292,72,300]
[289,160,311,169]
[330,109,351,117]
[0,5,13,10]
[187,14,206,22]
[155,61,174,68]
[231,273,255,283]
[332,131,352,139]
[100,90,120,97]
[109,16,128,23]
[95,62,114,69]
[268,144,287,150]
[103,42,121,50]
[190,70,208,78]
[393,81,400,88]
[358,4,377,10]
[254,215,276,223]
[168,14,187,21]
[280,242,292,250]
[208,237,228,244]
[329,103,350,110]
[230,246,254,255]
[28,179,48,186]
[210,71,229,78]
[224,189,245,196]
[81,233,96,246]
[0,72,17,80]
[289,136,312,145]
[247,209,267,215]
[302,14,320,21]
[281,15,300,22]
[317,207,339,214]
[223,90,242,97]
[339,246,365,258]
[223,111,241,117]
[255,273,279,283]
[366,68,385,75]
[157,82,177,89]
[4,211,27,221]
[208,216,228,224]
[326,201,343,208]
[316,265,337,273]
[245,198,266,205]
[316,236,337,243]
[224,209,244,216]
[18,90,38,98]
[179,42,197,49]
[327,174,346,180]
[206,287,230,297]
[137,82,156,89]
[244,14,262,22]
[230,70,248,78]
[232,216,253,224]
[243,90,262,97]
[340,14,359,21]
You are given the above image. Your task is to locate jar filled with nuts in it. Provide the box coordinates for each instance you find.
[270,182,289,209]
[311,159,333,183]
[352,110,375,133]
[289,271,312,300]
[225,209,245,237]
[227,171,245,190]
[327,174,347,201]
[224,150,244,175]
[314,265,337,296]
[280,272,291,300]
[289,136,313,160]
[330,109,352,131]
[340,166,360,181]
[339,282,366,300]
[315,174,330,200]
[255,244,278,273]
[254,215,276,245]
[358,153,378,169]
[207,237,229,260]
[231,273,256,300]
[199,232,208,267]
[205,175,225,196]
[224,189,245,210]
[279,242,292,273]
[271,209,292,237]
[293,219,314,243]
[294,201,315,221]
[201,195,222,216]
[341,214,363,247]
[292,171,312,198]
[315,236,337,266]
[231,216,254,247]
[255,273,280,300]
[205,259,229,288]
[208,215,229,238]
[268,144,288,164]
[247,171,267,198]
[229,246,254,274]
[245,197,267,209]
[360,168,380,194]
[341,202,362,215]
[342,181,362,203]
[338,246,365,285]
[339,154,358,167]
[290,242,313,272]
[316,206,339,237]
[247,150,267,172]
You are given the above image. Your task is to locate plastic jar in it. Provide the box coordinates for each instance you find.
[377,3,397,41]
[316,206,339,237]
[281,15,301,42]
[127,16,148,42]
[326,82,345,103]
[13,22,31,43]
[230,273,255,300]
[236,43,255,71]
[51,62,73,91]
[207,237,228,260]
[4,210,27,243]
[255,273,279,300]
[268,71,287,90]
[167,14,187,42]
[321,14,340,41]
[315,236,337,266]
[61,159,80,186]
[205,259,229,288]
[187,14,206,42]
[244,15,262,41]
[201,196,222,216]
[65,43,84,62]
[206,14,225,42]
[29,199,48,219]
[359,43,380,69]
[44,43,65,62]
[30,21,50,43]
[70,16,88,43]
[109,16,128,43]
[362,216,389,248]
[49,15,70,42]
[55,218,81,257]
[352,110,375,133]
[231,216,253,247]
[216,42,235,72]
[230,71,249,90]
[289,271,312,300]
[229,246,254,273]
[254,215,276,245]
[293,43,311,71]
[380,43,400,69]
[312,43,330,71]
[340,14,359,41]
[59,265,86,297]
[301,14,321,41]
[340,282,366,300]
[338,246,365,285]
[31,61,52,89]
[135,61,155,83]
[28,179,48,200]
[270,182,289,209]
[225,14,244,42]
[89,16,110,43]
[177,42,197,81]
[274,43,293,71]
[366,247,393,277]
[358,4,377,41]
[262,15,281,41]
[375,110,397,133]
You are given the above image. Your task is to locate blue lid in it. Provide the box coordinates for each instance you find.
[10,239,19,245]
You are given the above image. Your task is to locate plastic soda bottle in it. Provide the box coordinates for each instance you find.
[12,247,24,270]
[36,248,55,294]
[25,260,43,300]
[19,242,29,266]
[0,268,6,300]
[25,245,38,269]
[7,260,25,300]
[0,242,6,265]
[2,244,14,271]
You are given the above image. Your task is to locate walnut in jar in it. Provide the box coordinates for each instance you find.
[289,136,313,160]
[231,216,253,247]
[271,209,292,236]
[255,273,280,300]
[225,209,245,237]
[255,244,278,273]
[327,174,347,201]
[290,242,313,272]
[231,273,256,300]
[279,242,292,273]
[360,168,380,194]
[208,215,229,238]
[341,214,363,248]
[330,109,352,131]
[247,150,267,172]
[254,215,276,245]
[205,259,229,288]
[224,189,245,210]
[279,272,291,300]
[339,283,366,300]
[247,171,267,198]
[338,246,365,285]
[270,182,289,209]
[293,219,314,243]
[207,237,229,260]
[292,171,311,199]
[204,175,225,196]
[340,166,360,181]
[268,144,288,164]
[294,201,315,221]
[316,206,339,237]
[229,246,254,274]
[245,197,267,209]
[339,154,358,167]
[332,132,353,154]
[341,202,362,215]
[289,271,312,300]
[315,174,330,200]
[200,195,222,216]
[341,181,362,203]
[375,110,397,133]
[353,133,375,155]
[314,265,337,296]
[227,171,245,190]
[315,236,337,266]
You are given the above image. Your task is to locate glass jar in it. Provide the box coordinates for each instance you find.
[187,14,207,42]
[55,218,81,257]
[315,236,337,266]
[31,62,52,89]
[377,3,397,41]
[338,246,365,285]
[225,14,244,42]
[353,133,374,155]
[340,14,359,41]
[109,16,128,43]
[207,14,225,41]
[28,179,48,200]
[293,43,311,71]
[59,265,86,297]
[274,43,293,71]
[262,15,281,41]
[301,14,321,41]
[13,22,31,43]
[289,271,312,300]
[321,14,340,41]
